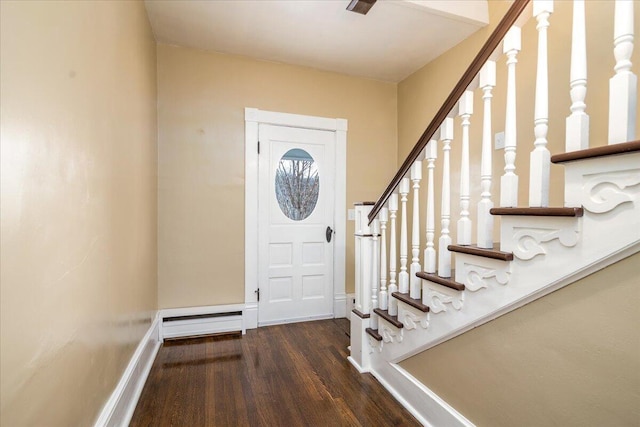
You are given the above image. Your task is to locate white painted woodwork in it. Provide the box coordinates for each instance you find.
[94,315,161,427]
[160,304,246,339]
[478,61,496,249]
[410,162,423,299]
[348,7,640,425]
[566,0,589,152]
[424,140,438,272]
[354,204,374,314]
[388,194,399,316]
[500,26,521,208]
[438,118,454,278]
[379,208,389,310]
[258,124,335,325]
[529,1,553,207]
[457,90,473,245]
[245,108,347,329]
[609,0,637,144]
[371,219,380,329]
[399,178,411,293]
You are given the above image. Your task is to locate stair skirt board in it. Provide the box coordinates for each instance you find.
[94,314,161,427]
[371,363,474,427]
[160,304,246,341]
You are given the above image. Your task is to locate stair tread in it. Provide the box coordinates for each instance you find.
[392,292,430,312]
[551,140,640,164]
[352,309,370,319]
[448,243,513,261]
[490,207,583,217]
[373,308,403,328]
[365,328,382,341]
[416,270,465,291]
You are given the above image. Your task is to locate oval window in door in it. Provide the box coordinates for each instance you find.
[275,148,319,221]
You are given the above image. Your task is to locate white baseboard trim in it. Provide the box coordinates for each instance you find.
[94,314,161,427]
[371,362,474,427]
[258,312,333,327]
[159,304,245,340]
[334,293,347,318]
[244,302,258,330]
[347,356,367,374]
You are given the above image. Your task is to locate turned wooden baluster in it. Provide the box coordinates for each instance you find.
[424,140,438,272]
[477,61,496,249]
[457,90,473,245]
[388,194,399,316]
[379,207,388,311]
[500,26,522,208]
[566,0,589,152]
[410,161,422,299]
[609,0,637,144]
[438,118,454,278]
[398,178,410,293]
[529,0,553,207]
[370,218,380,330]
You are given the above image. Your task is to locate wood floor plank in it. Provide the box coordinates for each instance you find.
[130,319,420,427]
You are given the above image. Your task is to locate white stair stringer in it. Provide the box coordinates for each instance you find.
[361,152,640,425]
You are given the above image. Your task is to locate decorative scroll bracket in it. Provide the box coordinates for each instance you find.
[512,225,580,261]
[583,169,640,214]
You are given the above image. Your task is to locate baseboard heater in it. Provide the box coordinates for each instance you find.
[159,304,245,341]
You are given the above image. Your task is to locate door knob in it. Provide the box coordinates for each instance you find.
[326,226,334,243]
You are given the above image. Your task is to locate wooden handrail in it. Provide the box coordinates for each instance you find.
[368,0,532,223]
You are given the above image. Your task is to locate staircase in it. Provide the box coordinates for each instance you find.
[349,1,640,425]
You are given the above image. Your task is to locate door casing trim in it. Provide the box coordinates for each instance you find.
[244,107,347,329]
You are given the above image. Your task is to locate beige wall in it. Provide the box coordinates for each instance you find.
[400,253,640,426]
[157,44,397,308]
[0,1,157,426]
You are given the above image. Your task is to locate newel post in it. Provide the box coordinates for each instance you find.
[353,203,374,316]
[349,202,375,373]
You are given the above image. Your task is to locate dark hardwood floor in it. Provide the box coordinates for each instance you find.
[130,319,420,427]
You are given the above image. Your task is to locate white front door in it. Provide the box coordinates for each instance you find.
[258,124,335,326]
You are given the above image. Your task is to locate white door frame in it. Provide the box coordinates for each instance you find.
[244,108,347,329]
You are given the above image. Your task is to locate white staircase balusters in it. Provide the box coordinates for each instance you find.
[529,1,553,207]
[566,0,589,152]
[370,218,380,329]
[500,26,522,208]
[424,140,438,272]
[410,161,423,299]
[379,208,389,310]
[609,0,637,144]
[478,61,496,249]
[457,90,474,245]
[388,194,399,316]
[398,178,410,293]
[438,118,454,278]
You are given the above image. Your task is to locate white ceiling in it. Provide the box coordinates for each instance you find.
[144,0,489,82]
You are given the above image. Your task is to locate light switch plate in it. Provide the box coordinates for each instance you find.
[495,131,505,150]
[348,209,355,221]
